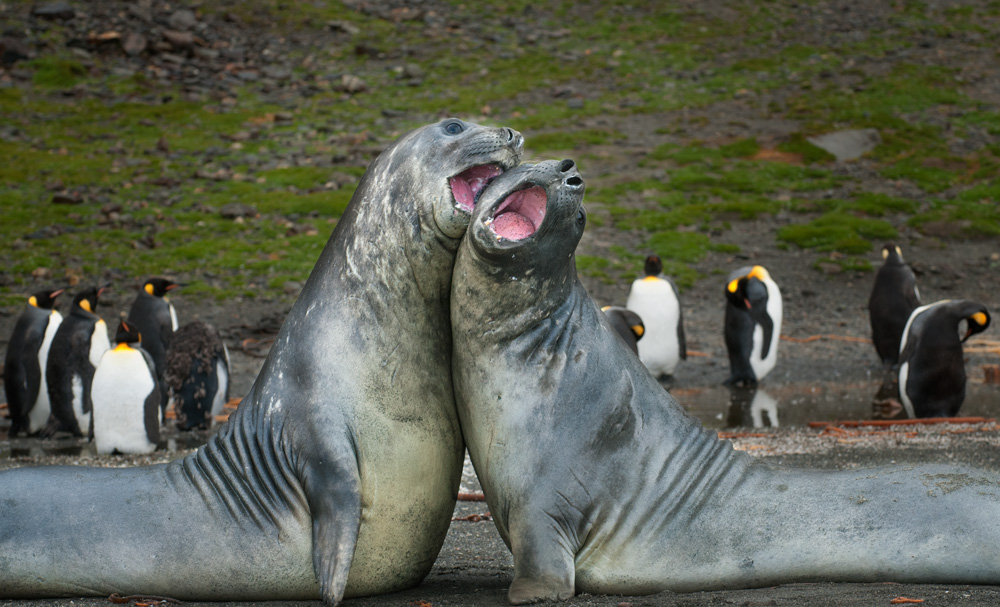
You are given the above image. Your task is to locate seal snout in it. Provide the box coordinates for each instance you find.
[560,159,584,190]
[450,164,504,212]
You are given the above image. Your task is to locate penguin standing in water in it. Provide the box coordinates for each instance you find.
[44,285,111,437]
[625,255,687,379]
[898,299,991,418]
[91,321,160,454]
[3,288,64,436]
[127,277,180,419]
[601,306,645,355]
[869,243,920,368]
[164,321,230,430]
[723,265,782,386]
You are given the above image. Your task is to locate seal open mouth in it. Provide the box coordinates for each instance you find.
[488,186,547,241]
[450,165,503,212]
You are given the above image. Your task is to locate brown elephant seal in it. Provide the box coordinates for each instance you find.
[451,158,1000,604]
[0,118,523,604]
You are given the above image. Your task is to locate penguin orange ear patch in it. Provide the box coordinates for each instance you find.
[972,312,988,327]
[632,325,645,338]
[727,279,739,293]
[80,299,92,312]
[28,296,38,307]
[144,283,154,295]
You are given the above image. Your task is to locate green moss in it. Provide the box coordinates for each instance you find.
[28,56,87,88]
[777,213,898,254]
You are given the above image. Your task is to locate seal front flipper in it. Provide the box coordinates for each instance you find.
[507,511,577,604]
[302,444,362,605]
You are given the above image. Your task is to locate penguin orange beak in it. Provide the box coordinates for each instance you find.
[744,297,751,309]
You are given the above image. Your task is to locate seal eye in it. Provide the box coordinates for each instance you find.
[576,209,586,227]
[443,121,465,135]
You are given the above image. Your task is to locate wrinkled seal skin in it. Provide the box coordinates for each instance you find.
[451,160,1000,605]
[0,119,523,604]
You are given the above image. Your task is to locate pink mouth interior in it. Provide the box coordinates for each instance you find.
[490,186,546,241]
[449,165,503,212]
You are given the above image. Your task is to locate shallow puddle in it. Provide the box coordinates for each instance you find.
[675,380,999,429]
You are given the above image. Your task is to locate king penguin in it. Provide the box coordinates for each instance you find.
[625,255,687,379]
[91,320,161,454]
[897,299,991,418]
[601,306,645,355]
[44,285,111,437]
[723,265,782,386]
[869,243,920,368]
[127,277,180,419]
[164,320,231,430]
[3,288,64,436]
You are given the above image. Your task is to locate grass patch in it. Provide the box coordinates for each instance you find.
[777,213,898,254]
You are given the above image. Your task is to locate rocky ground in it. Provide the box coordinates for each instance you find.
[2,1,1000,606]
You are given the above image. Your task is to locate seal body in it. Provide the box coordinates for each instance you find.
[44,286,110,437]
[0,119,523,603]
[92,321,161,454]
[869,243,920,368]
[625,255,685,377]
[600,306,644,354]
[723,265,781,385]
[898,299,990,418]
[452,160,1000,604]
[3,289,63,436]
[164,320,231,430]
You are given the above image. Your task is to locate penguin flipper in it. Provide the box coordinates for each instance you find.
[669,279,687,360]
[758,313,774,360]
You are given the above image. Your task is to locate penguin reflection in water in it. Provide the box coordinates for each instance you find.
[3,288,64,436]
[44,285,111,437]
[898,300,991,418]
[92,321,161,455]
[625,255,686,380]
[723,265,782,386]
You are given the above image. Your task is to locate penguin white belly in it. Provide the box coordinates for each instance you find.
[750,279,782,381]
[88,320,111,368]
[70,374,90,436]
[209,357,230,420]
[92,348,158,455]
[627,279,681,376]
[29,312,62,434]
[168,302,179,332]
[898,361,915,419]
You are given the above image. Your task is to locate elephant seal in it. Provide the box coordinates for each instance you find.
[451,159,1000,604]
[0,118,523,604]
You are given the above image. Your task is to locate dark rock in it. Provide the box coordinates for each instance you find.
[328,20,361,35]
[0,36,33,66]
[167,9,198,31]
[31,2,75,20]
[51,191,83,204]
[219,203,257,219]
[162,29,196,49]
[236,70,259,81]
[261,65,291,80]
[122,32,147,56]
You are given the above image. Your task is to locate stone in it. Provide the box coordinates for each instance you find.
[806,128,881,162]
[167,9,198,31]
[122,32,147,56]
[219,202,257,219]
[31,1,75,20]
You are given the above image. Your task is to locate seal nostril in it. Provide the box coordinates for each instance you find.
[505,128,516,142]
[560,159,576,173]
[566,176,583,187]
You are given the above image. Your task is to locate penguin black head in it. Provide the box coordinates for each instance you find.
[28,288,64,310]
[114,320,142,346]
[143,277,181,297]
[960,306,991,343]
[726,266,772,310]
[643,255,663,278]
[881,243,905,265]
[72,285,108,314]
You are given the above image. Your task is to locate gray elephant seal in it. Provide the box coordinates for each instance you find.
[451,159,1000,604]
[0,118,523,604]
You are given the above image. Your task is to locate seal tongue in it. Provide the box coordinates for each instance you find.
[450,165,503,212]
[491,186,546,241]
